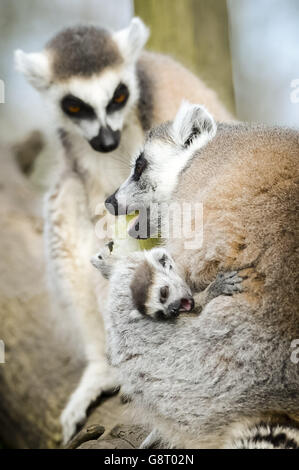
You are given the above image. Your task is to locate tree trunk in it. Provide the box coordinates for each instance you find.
[134,0,235,113]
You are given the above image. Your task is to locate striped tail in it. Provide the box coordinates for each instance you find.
[230,421,299,449]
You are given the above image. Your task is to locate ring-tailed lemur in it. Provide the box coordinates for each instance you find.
[92,243,299,449]
[105,103,299,448]
[91,242,244,449]
[91,241,243,321]
[14,18,231,443]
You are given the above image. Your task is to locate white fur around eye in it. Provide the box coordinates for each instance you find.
[146,248,173,272]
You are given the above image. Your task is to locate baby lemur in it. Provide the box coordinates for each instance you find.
[91,242,244,449]
[93,242,299,449]
[91,241,243,321]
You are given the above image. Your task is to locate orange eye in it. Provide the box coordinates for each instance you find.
[114,94,126,104]
[68,106,80,113]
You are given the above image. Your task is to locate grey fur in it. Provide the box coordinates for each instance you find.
[136,61,154,131]
[102,262,299,448]
[147,121,174,145]
[46,25,122,80]
[101,107,299,448]
[57,128,71,152]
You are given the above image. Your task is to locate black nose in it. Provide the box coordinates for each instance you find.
[166,300,181,318]
[105,191,119,215]
[89,126,120,153]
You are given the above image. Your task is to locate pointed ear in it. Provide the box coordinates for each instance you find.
[149,248,174,272]
[14,49,51,91]
[113,17,149,63]
[172,101,217,149]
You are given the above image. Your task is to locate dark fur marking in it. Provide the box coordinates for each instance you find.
[239,422,299,449]
[57,128,82,175]
[47,25,122,80]
[130,260,153,315]
[159,285,169,304]
[57,128,71,152]
[184,125,200,148]
[242,432,299,449]
[61,94,96,120]
[159,254,168,268]
[132,153,148,182]
[136,60,154,131]
[106,83,129,114]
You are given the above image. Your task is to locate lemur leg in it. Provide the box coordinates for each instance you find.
[45,173,118,444]
[194,271,243,312]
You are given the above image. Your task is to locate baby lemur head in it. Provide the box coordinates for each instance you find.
[105,101,217,236]
[130,248,194,320]
[15,18,149,153]
[92,246,194,320]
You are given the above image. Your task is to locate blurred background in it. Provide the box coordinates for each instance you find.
[0,0,299,147]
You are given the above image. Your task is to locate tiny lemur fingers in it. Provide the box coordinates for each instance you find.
[223,276,243,286]
[209,271,244,298]
[220,272,244,295]
[222,270,238,279]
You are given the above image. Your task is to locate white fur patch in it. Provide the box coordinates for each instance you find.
[113,17,150,64]
[172,100,217,150]
[14,49,51,90]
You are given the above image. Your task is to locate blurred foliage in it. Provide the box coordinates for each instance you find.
[135,0,235,113]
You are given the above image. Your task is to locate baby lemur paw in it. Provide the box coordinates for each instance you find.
[208,271,243,298]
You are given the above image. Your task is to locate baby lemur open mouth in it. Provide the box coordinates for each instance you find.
[155,296,195,320]
[180,298,194,311]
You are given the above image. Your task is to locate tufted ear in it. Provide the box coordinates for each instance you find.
[149,248,174,272]
[113,17,149,64]
[172,101,217,150]
[14,49,51,91]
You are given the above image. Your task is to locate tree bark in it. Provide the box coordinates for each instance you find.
[134,0,235,113]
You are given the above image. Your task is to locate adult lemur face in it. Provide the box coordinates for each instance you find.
[15,18,149,153]
[105,102,217,238]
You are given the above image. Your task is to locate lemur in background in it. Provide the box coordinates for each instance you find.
[104,103,299,448]
[15,18,231,443]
